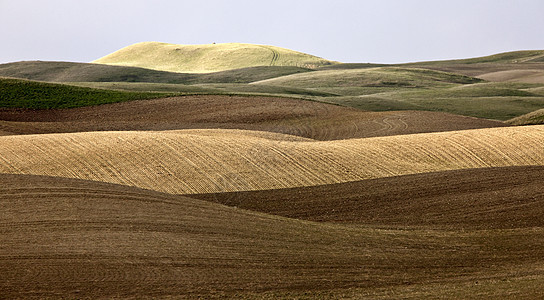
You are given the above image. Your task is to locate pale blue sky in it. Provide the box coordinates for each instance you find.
[1,0,543,64]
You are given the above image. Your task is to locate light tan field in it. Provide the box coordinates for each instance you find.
[1,126,543,194]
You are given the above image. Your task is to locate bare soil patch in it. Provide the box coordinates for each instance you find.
[2,174,544,298]
[0,95,506,139]
[194,166,544,230]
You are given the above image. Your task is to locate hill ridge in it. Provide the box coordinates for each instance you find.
[93,41,338,73]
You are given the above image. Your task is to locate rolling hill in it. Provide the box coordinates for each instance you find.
[401,50,544,84]
[0,60,312,84]
[2,173,544,298]
[2,45,544,299]
[252,67,483,88]
[0,126,542,194]
[93,42,338,73]
[507,108,544,125]
[194,166,544,229]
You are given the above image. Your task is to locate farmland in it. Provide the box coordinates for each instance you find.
[1,43,544,298]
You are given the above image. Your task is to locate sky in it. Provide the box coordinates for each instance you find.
[1,0,544,64]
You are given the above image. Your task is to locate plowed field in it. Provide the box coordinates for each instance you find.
[0,126,542,194]
[0,95,506,139]
[194,166,544,229]
[2,174,544,299]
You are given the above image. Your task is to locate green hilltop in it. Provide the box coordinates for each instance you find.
[93,42,338,73]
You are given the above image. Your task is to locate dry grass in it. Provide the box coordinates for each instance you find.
[93,42,337,73]
[1,126,543,194]
[508,108,544,125]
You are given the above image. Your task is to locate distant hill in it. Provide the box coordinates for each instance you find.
[93,42,338,73]
[253,67,483,88]
[0,61,312,84]
[408,50,544,65]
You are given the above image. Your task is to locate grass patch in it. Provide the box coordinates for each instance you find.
[0,77,173,109]
[254,67,482,89]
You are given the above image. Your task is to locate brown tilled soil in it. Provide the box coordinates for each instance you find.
[2,173,544,299]
[193,166,544,230]
[0,95,506,139]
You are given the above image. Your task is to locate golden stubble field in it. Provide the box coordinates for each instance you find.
[0,126,543,194]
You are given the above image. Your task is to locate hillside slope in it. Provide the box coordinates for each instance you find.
[408,50,544,65]
[194,166,544,229]
[0,61,311,84]
[93,42,338,73]
[0,126,542,194]
[507,108,544,125]
[3,174,544,298]
[253,67,482,88]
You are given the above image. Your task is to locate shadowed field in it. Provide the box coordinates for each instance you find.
[2,173,544,299]
[0,95,506,138]
[194,166,544,230]
[0,61,312,84]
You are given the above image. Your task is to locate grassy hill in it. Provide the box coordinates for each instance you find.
[407,50,544,65]
[507,108,544,125]
[2,48,542,121]
[93,42,338,73]
[0,77,171,109]
[253,67,483,88]
[1,126,543,194]
[0,61,312,84]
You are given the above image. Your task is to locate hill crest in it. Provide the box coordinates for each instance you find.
[93,42,338,73]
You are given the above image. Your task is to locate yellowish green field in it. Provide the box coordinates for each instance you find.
[93,42,338,72]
